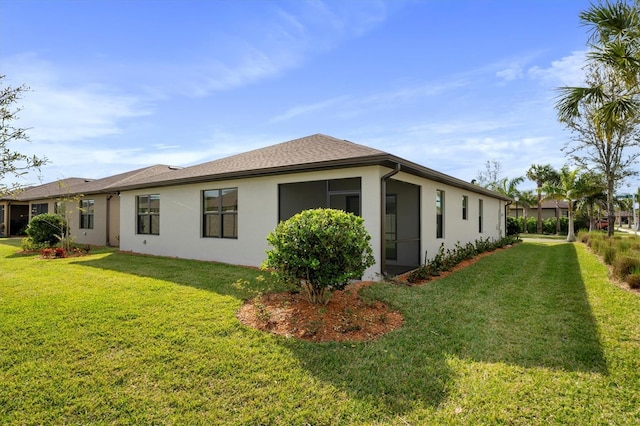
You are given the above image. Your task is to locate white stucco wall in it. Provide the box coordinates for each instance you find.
[119,167,384,280]
[118,166,506,279]
[383,171,505,263]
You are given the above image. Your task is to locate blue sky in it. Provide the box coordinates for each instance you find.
[4,0,631,192]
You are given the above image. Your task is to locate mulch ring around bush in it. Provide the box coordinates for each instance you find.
[238,246,516,342]
[237,281,404,342]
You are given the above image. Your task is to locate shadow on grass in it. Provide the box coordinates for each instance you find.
[67,243,607,416]
[0,238,23,248]
[68,250,281,300]
[281,242,608,414]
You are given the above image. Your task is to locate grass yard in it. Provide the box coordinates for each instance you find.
[1,238,639,425]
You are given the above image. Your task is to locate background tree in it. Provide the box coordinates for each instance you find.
[575,172,607,231]
[556,1,640,237]
[616,196,634,227]
[494,175,524,199]
[475,160,503,189]
[543,167,591,242]
[526,164,558,234]
[517,190,537,233]
[1,75,47,196]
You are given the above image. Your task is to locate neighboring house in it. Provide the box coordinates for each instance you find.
[0,165,176,246]
[509,200,569,221]
[1,134,511,278]
[111,134,511,278]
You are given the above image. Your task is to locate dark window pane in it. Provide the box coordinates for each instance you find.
[150,215,160,235]
[204,190,220,213]
[221,189,237,212]
[149,195,160,214]
[204,214,220,237]
[138,215,150,234]
[222,213,237,238]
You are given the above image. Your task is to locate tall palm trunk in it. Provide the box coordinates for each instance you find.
[536,184,543,234]
[567,202,576,242]
[607,178,615,237]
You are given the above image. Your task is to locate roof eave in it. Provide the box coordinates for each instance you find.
[111,153,511,201]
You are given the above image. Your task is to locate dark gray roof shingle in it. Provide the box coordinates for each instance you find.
[115,134,387,188]
[6,165,177,201]
[5,134,511,202]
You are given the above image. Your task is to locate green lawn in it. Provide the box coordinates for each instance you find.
[1,238,639,425]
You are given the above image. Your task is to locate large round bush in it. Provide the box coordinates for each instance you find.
[25,213,65,246]
[262,208,375,304]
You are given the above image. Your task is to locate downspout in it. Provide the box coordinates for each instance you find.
[106,194,113,246]
[381,163,401,276]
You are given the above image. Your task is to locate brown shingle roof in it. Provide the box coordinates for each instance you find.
[114,134,388,188]
[111,133,510,201]
[6,134,512,202]
[6,165,178,201]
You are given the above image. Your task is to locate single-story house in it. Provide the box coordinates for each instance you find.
[509,200,569,221]
[0,165,175,245]
[2,134,511,278]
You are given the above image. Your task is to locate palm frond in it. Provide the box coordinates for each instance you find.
[580,1,639,44]
[555,86,606,122]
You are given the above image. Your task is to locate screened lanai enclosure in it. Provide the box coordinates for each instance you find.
[278,177,420,276]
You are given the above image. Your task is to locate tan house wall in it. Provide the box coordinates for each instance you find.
[25,194,117,247]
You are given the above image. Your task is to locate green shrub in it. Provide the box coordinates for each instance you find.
[506,217,520,236]
[578,231,590,244]
[262,208,375,304]
[613,256,640,280]
[406,236,518,284]
[25,213,66,246]
[626,274,640,289]
[20,237,47,251]
[543,217,557,234]
[525,217,537,234]
[603,245,617,265]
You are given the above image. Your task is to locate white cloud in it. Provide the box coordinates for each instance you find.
[270,95,350,123]
[270,78,469,123]
[406,119,514,135]
[5,55,151,143]
[528,50,587,86]
[157,1,390,98]
[496,66,524,81]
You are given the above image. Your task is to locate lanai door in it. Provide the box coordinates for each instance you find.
[384,179,420,275]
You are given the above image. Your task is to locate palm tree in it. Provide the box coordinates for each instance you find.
[556,1,640,237]
[543,167,591,242]
[616,197,634,229]
[574,171,607,231]
[495,176,524,199]
[526,164,558,234]
[494,175,525,234]
[577,190,607,231]
[517,190,537,233]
